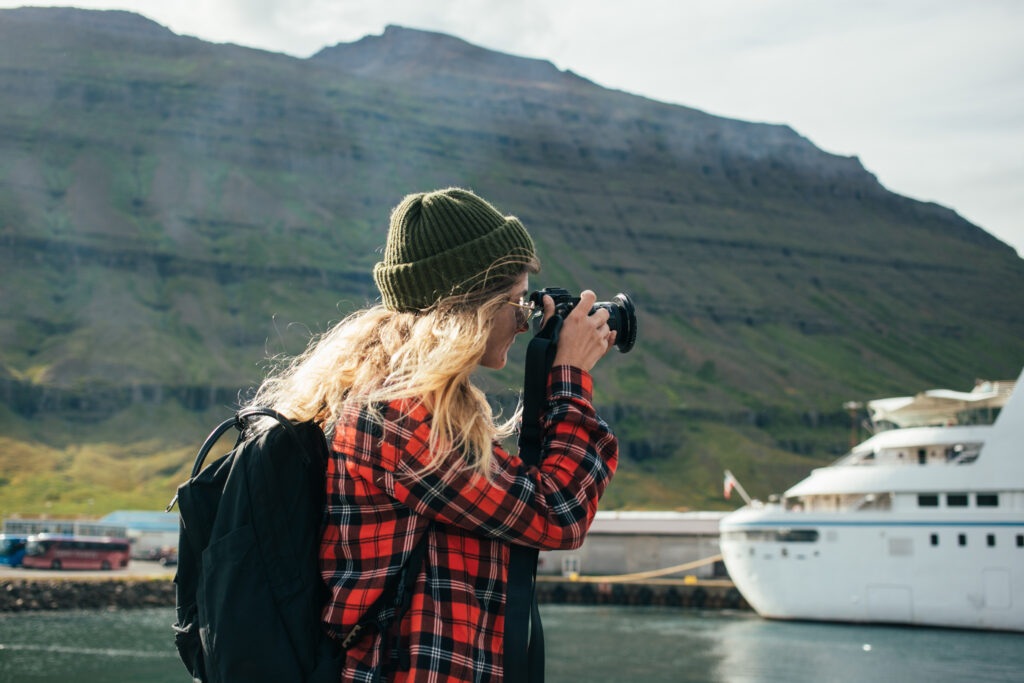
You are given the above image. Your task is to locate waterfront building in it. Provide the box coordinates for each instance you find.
[2,517,126,538]
[538,510,727,578]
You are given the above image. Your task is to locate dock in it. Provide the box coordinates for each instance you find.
[537,576,748,609]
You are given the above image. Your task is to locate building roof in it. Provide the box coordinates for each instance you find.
[589,510,727,535]
[100,510,179,532]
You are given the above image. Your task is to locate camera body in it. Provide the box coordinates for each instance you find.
[529,287,637,353]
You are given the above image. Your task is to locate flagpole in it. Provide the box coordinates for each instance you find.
[724,469,752,505]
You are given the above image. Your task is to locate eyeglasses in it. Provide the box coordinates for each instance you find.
[507,297,536,329]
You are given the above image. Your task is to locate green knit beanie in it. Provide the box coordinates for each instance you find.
[374,188,537,311]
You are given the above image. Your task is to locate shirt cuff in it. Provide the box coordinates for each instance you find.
[547,364,594,405]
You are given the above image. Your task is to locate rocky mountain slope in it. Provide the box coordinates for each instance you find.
[1,8,1022,513]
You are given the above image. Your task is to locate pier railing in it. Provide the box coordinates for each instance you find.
[534,553,745,609]
[547,553,724,583]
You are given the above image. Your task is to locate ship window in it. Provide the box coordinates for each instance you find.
[987,534,995,547]
[917,449,926,465]
[725,529,820,543]
[930,534,938,546]
[977,494,998,507]
[947,493,968,507]
[1017,535,1023,547]
[775,529,819,543]
[917,494,939,507]
[958,534,967,547]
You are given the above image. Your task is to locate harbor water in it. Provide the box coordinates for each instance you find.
[1,605,1022,682]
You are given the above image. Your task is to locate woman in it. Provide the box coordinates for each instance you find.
[252,188,618,682]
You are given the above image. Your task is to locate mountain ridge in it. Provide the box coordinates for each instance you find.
[311,25,901,206]
[313,24,588,87]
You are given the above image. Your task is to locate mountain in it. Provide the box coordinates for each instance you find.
[1,8,1022,514]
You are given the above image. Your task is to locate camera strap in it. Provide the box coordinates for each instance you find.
[505,315,562,683]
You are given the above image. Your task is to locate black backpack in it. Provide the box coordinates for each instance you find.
[167,407,428,683]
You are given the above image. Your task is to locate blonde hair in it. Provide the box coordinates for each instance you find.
[248,256,540,479]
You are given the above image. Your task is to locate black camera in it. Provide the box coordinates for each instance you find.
[529,287,637,353]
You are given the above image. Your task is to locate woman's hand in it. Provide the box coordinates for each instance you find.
[543,290,617,373]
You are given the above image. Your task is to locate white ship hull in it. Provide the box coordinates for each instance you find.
[721,370,1024,632]
[721,508,1024,631]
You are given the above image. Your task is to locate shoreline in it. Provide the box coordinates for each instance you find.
[0,560,176,612]
[1,572,748,613]
[1,578,175,612]
[537,577,749,610]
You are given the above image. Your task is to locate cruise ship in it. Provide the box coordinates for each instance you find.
[720,369,1023,631]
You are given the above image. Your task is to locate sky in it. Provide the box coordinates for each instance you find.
[3,0,1022,257]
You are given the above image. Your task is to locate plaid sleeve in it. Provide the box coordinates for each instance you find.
[363,364,617,551]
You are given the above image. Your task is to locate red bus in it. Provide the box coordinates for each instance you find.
[22,534,131,570]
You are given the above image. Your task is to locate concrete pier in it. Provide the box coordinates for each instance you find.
[537,577,749,610]
[1,575,749,612]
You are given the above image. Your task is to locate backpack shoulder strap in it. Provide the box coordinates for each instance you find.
[166,407,300,512]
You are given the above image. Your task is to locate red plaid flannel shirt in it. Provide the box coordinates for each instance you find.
[320,365,617,682]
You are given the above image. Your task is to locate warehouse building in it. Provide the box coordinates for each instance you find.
[538,510,728,578]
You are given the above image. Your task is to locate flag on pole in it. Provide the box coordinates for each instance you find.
[723,469,752,504]
[723,471,738,499]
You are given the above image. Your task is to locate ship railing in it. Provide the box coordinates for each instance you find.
[830,449,875,467]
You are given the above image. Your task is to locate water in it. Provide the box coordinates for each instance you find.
[0,606,1021,682]
[542,606,1024,682]
[0,608,182,683]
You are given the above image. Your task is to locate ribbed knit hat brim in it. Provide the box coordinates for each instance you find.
[374,189,536,311]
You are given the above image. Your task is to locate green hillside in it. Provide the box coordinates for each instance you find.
[1,8,1022,516]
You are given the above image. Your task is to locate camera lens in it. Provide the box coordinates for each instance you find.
[602,293,637,353]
